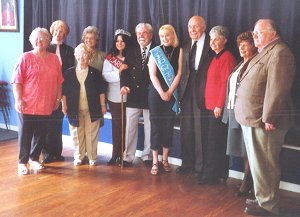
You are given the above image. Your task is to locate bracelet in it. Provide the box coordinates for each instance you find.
[101,104,106,107]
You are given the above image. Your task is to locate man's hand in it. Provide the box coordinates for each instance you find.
[265,123,276,131]
[120,86,130,95]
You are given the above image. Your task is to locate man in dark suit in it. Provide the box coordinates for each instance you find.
[235,19,295,216]
[177,16,212,175]
[41,20,74,163]
[120,23,155,167]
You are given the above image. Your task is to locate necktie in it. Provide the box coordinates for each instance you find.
[189,41,197,71]
[56,44,62,65]
[141,47,147,69]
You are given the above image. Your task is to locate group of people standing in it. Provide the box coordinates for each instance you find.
[11,15,295,216]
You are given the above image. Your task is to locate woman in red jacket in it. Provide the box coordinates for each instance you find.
[198,25,237,184]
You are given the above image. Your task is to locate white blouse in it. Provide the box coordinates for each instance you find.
[227,63,243,109]
[102,58,127,103]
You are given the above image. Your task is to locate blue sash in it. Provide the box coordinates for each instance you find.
[150,46,180,114]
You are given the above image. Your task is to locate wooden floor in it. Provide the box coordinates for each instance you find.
[1,139,300,217]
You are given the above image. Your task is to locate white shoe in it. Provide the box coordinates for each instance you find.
[29,160,44,170]
[73,159,82,166]
[18,163,28,175]
[89,160,96,166]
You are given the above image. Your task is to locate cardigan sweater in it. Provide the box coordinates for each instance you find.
[62,66,107,127]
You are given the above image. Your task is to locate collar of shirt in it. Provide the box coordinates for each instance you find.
[258,36,280,53]
[140,43,151,55]
[193,33,206,70]
[52,40,63,45]
[192,33,205,48]
[215,47,228,59]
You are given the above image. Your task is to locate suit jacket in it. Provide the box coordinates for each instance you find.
[48,43,75,73]
[120,42,156,109]
[235,39,295,129]
[62,66,106,127]
[179,34,213,109]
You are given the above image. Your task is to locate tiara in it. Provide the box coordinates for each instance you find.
[115,29,131,37]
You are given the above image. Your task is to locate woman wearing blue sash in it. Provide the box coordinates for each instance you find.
[148,24,182,175]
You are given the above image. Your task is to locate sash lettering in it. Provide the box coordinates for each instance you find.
[105,54,123,69]
[150,46,180,114]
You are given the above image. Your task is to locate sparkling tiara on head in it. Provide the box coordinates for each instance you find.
[115,29,131,37]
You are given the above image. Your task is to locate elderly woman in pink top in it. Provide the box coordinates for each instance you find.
[11,27,63,175]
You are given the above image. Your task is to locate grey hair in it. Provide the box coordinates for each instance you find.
[255,19,280,35]
[82,26,100,42]
[209,25,230,39]
[29,27,51,46]
[135,23,153,34]
[74,43,91,59]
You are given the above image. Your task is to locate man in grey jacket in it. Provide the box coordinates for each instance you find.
[235,19,295,216]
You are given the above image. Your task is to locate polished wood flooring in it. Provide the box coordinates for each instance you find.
[1,139,300,217]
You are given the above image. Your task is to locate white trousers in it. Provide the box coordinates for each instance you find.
[69,110,100,162]
[123,107,151,162]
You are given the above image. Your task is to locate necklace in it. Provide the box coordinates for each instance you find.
[162,45,175,60]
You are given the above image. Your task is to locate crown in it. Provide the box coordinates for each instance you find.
[115,29,131,37]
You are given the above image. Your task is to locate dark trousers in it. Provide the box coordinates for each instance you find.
[148,85,175,150]
[18,113,49,164]
[201,110,229,180]
[179,73,204,173]
[108,100,126,158]
[42,104,64,159]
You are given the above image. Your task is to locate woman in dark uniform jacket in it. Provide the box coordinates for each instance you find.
[148,24,182,175]
[222,31,257,195]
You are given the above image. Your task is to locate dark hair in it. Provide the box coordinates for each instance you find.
[236,31,254,46]
[109,33,131,57]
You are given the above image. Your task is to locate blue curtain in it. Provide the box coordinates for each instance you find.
[24,0,300,144]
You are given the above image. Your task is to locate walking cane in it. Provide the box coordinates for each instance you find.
[121,94,124,168]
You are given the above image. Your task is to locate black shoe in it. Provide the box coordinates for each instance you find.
[143,160,152,167]
[107,157,116,165]
[176,166,192,174]
[122,161,133,167]
[197,177,217,185]
[107,156,121,166]
[42,156,53,164]
[244,205,274,216]
[54,155,65,161]
[235,190,250,197]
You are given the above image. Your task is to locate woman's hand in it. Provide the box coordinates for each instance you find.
[160,90,172,102]
[119,64,128,74]
[62,102,67,115]
[15,99,26,113]
[101,104,107,115]
[214,107,222,118]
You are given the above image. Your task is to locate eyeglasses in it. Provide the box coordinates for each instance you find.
[252,30,270,37]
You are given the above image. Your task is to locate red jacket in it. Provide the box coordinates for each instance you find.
[205,49,236,111]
